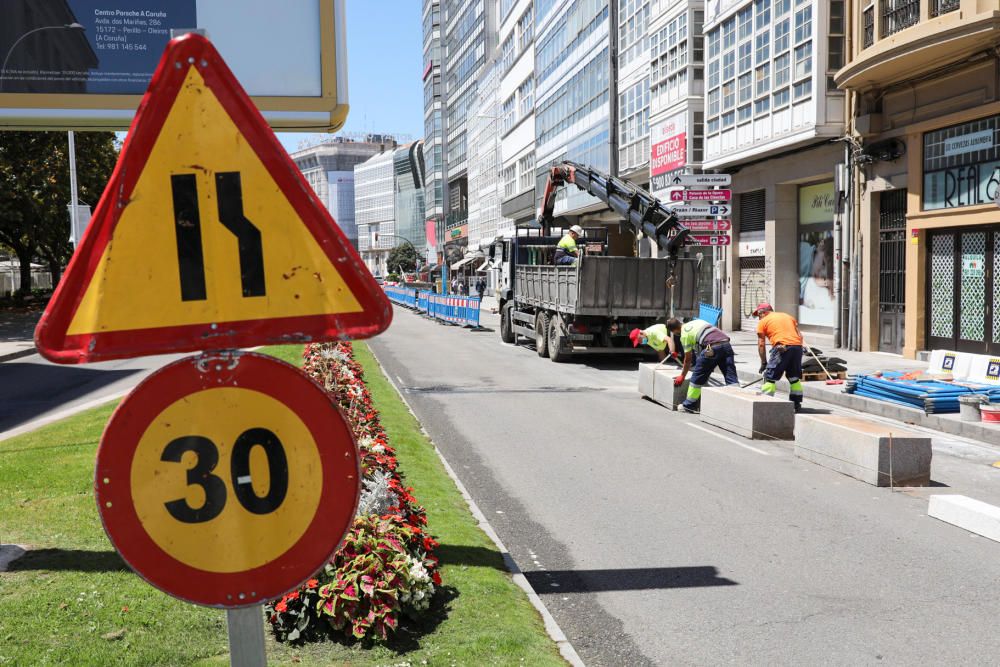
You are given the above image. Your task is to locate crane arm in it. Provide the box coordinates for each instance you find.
[537,161,691,257]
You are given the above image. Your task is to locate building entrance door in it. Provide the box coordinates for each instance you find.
[927,225,1000,354]
[877,190,906,353]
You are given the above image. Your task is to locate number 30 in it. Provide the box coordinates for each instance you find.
[160,428,288,523]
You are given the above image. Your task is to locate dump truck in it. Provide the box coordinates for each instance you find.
[493,161,702,362]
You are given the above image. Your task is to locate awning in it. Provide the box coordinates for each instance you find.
[474,259,489,272]
[450,256,476,270]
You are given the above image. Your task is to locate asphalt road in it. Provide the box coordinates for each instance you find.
[0,351,188,439]
[369,305,1000,666]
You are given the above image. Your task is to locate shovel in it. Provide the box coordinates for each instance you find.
[804,343,844,385]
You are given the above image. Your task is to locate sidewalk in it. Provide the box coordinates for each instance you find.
[0,310,40,362]
[725,330,1000,446]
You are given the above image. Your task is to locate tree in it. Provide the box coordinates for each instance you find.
[0,131,118,296]
[385,243,420,274]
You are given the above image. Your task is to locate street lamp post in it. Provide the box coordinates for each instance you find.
[0,23,86,92]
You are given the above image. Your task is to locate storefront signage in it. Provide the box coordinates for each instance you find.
[923,116,1000,210]
[739,240,765,257]
[798,182,836,328]
[962,254,985,278]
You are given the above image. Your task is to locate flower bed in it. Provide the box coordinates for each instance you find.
[266,342,440,643]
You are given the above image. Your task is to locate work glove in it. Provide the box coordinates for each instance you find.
[759,363,767,374]
[673,376,684,387]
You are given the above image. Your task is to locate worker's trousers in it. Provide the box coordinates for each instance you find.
[681,342,739,410]
[761,345,804,407]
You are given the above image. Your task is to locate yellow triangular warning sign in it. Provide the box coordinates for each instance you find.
[36,35,390,364]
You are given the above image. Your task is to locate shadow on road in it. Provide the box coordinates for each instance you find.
[525,566,738,593]
[435,544,507,571]
[6,548,129,573]
[0,361,137,431]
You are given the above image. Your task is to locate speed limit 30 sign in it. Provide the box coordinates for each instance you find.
[95,351,360,607]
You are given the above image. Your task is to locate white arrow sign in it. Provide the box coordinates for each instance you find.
[671,174,732,187]
[669,204,731,217]
[669,189,732,202]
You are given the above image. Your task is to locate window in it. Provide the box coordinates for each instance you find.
[755,31,769,64]
[755,63,770,96]
[502,164,517,199]
[517,153,535,192]
[754,0,770,28]
[774,19,789,52]
[773,87,789,108]
[707,29,720,59]
[722,17,736,48]
[738,72,752,103]
[793,78,811,99]
[723,80,735,109]
[708,88,720,115]
[500,34,514,73]
[738,41,752,72]
[708,117,720,133]
[501,95,515,135]
[722,110,735,127]
[723,50,735,79]
[775,0,790,14]
[517,6,533,51]
[708,59,720,88]
[518,77,534,117]
[738,104,752,122]
[618,77,650,172]
[754,96,770,116]
[794,5,812,43]
[774,52,790,86]
[793,43,811,79]
[738,6,753,39]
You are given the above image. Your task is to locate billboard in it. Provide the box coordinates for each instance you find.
[649,113,687,195]
[0,0,347,130]
[797,182,836,328]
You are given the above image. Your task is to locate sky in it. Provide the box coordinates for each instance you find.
[275,1,424,153]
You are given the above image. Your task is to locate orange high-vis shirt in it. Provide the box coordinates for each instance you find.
[756,311,803,346]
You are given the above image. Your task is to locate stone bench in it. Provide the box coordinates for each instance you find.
[700,386,795,440]
[637,363,688,411]
[928,495,1000,543]
[795,415,932,487]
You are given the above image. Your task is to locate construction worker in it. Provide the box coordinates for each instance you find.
[668,317,738,413]
[753,302,805,411]
[553,225,584,265]
[629,323,679,362]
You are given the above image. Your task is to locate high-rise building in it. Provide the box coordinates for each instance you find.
[394,141,428,260]
[355,149,397,276]
[290,137,395,249]
[498,0,538,228]
[423,0,446,261]
[836,0,1000,358]
[468,62,504,255]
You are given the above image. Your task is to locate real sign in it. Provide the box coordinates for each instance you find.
[670,204,732,217]
[689,235,732,246]
[96,351,361,608]
[682,219,733,231]
[651,133,686,176]
[35,34,390,364]
[670,174,732,187]
[670,189,732,202]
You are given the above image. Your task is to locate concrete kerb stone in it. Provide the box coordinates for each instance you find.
[700,385,795,440]
[733,367,1000,448]
[638,363,688,410]
[928,495,1000,543]
[795,414,932,487]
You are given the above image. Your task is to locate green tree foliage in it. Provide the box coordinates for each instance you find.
[0,131,118,295]
[386,243,420,274]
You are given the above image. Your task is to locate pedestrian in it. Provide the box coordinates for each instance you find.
[753,302,805,411]
[451,277,459,294]
[553,225,584,265]
[629,323,677,362]
[667,316,739,414]
[475,277,486,301]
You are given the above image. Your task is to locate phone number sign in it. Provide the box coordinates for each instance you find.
[95,351,360,608]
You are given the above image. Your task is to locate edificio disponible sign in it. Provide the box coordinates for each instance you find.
[923,115,1000,210]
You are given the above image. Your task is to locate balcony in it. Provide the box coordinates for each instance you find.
[837,0,1000,91]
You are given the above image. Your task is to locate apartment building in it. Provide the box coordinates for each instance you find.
[467,62,505,255]
[836,0,1000,358]
[355,149,397,276]
[423,0,446,263]
[498,0,538,227]
[703,0,846,335]
[290,137,391,250]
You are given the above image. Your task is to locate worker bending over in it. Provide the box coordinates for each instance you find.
[553,225,584,265]
[629,323,678,362]
[754,302,804,411]
[668,317,738,413]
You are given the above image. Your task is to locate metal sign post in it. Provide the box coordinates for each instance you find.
[227,606,267,667]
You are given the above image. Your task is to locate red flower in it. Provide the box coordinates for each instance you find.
[287,591,300,600]
[275,601,288,613]
[432,571,442,585]
[306,578,319,589]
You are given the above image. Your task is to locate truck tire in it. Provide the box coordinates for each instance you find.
[548,315,570,363]
[500,303,515,344]
[535,311,550,357]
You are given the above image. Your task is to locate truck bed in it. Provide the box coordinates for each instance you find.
[514,256,698,318]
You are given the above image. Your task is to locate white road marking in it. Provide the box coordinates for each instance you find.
[685,422,771,456]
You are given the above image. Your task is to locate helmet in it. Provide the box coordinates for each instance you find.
[569,225,584,236]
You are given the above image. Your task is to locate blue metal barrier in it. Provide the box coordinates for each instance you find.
[384,286,481,327]
[416,291,429,313]
[384,286,418,308]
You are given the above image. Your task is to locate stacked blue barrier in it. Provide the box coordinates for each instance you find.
[384,287,481,328]
[845,371,1000,414]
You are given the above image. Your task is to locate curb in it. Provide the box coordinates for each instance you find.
[371,348,586,667]
[0,347,36,363]
[733,368,1000,448]
[928,494,1000,543]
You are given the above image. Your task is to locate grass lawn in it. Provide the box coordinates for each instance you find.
[0,344,564,666]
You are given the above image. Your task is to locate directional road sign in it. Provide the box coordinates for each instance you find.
[670,204,732,218]
[669,189,732,202]
[95,351,360,608]
[36,34,390,364]
[689,235,732,246]
[670,174,732,187]
[680,219,732,232]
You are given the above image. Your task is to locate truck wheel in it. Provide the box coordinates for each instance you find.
[535,311,550,357]
[548,316,570,363]
[500,303,515,344]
